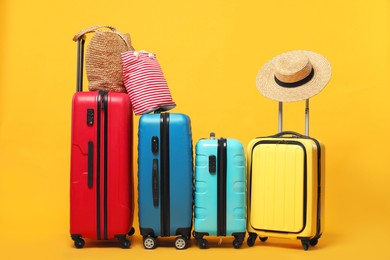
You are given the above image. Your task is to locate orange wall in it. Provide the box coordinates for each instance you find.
[1,0,389,258]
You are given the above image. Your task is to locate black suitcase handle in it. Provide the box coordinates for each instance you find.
[271,131,305,138]
[152,159,159,207]
[87,141,94,188]
[76,38,85,92]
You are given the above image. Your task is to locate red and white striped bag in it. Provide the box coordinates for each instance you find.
[121,51,176,115]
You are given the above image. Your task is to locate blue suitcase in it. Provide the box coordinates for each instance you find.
[137,112,193,249]
[194,133,246,249]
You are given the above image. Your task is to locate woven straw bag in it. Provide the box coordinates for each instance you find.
[73,25,134,92]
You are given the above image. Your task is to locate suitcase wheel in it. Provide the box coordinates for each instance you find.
[232,238,243,249]
[174,236,188,250]
[199,238,208,249]
[119,238,131,249]
[73,237,85,249]
[193,232,207,249]
[128,227,135,236]
[301,239,310,251]
[259,236,268,242]
[143,236,157,249]
[246,233,257,247]
[310,238,318,247]
[116,234,131,249]
[232,233,245,249]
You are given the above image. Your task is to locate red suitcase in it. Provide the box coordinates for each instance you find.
[70,38,135,248]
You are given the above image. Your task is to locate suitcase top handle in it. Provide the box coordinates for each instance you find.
[270,131,305,138]
[278,99,310,136]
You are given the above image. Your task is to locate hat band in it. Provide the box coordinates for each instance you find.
[274,68,314,88]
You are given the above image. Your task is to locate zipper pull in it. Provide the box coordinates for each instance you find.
[98,91,107,109]
[102,93,107,109]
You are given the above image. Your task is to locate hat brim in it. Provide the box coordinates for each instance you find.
[256,50,332,102]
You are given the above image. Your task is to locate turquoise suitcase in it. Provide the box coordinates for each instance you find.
[194,133,246,249]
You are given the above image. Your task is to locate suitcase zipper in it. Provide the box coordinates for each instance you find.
[160,113,170,236]
[102,92,109,240]
[308,138,322,240]
[95,91,109,240]
[217,138,227,236]
[96,91,103,240]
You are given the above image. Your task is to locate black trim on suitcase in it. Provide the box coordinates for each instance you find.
[217,138,227,236]
[309,138,323,240]
[102,92,109,240]
[249,140,308,234]
[176,227,191,239]
[160,113,170,236]
[140,228,155,237]
[95,91,109,240]
[96,91,103,240]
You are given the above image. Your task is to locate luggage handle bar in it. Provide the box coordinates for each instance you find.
[76,37,85,92]
[278,99,310,136]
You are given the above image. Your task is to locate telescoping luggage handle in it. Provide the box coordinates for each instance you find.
[278,99,310,136]
[76,37,86,92]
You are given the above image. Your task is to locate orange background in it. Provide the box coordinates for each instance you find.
[1,0,389,259]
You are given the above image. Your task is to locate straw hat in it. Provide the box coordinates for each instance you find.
[256,50,331,102]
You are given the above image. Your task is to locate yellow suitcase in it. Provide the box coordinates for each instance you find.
[247,101,325,250]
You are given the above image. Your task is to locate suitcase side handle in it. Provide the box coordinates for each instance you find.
[76,38,85,92]
[87,141,93,188]
[152,158,159,207]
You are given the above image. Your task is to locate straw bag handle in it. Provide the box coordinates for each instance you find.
[72,25,131,49]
